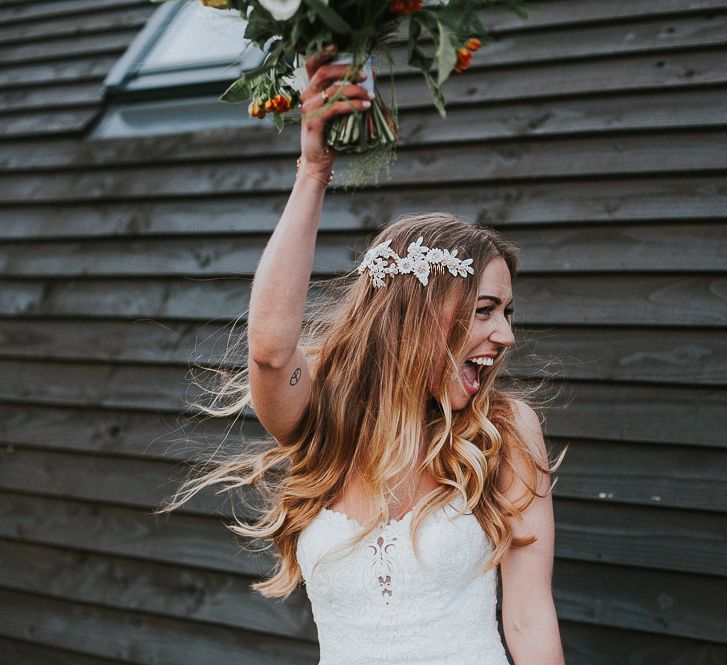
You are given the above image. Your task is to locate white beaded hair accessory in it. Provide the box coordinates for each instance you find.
[357,236,474,289]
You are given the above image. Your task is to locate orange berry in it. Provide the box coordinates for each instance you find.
[454,47,473,73]
[248,101,265,118]
[390,0,421,14]
[465,38,482,52]
[272,94,291,113]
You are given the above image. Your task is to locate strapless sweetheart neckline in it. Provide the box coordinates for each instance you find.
[320,495,467,531]
[296,492,509,665]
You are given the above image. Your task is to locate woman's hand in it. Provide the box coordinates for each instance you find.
[298,47,374,180]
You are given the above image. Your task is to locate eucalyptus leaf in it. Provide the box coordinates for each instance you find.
[423,71,447,119]
[435,21,457,87]
[272,112,285,132]
[219,75,252,103]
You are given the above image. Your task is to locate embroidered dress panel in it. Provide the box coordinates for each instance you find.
[296,495,509,664]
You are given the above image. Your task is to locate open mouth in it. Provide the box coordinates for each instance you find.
[461,359,485,395]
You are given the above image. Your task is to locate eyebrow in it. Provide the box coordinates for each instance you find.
[477,295,514,305]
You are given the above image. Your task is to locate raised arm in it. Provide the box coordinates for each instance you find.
[247,49,372,443]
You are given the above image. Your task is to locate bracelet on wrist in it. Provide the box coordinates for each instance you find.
[296,156,334,186]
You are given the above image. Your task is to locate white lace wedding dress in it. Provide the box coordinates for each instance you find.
[296,494,510,664]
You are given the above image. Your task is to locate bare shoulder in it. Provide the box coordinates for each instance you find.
[506,397,548,464]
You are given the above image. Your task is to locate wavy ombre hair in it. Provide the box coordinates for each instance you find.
[156,212,566,597]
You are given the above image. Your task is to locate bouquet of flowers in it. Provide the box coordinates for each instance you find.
[163,0,529,182]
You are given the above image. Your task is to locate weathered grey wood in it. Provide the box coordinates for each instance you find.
[3,132,726,201]
[506,222,727,271]
[0,446,225,515]
[0,108,98,138]
[1,176,725,237]
[554,558,727,643]
[2,436,725,516]
[399,87,727,144]
[514,0,727,28]
[2,274,725,327]
[6,87,727,170]
[0,6,151,46]
[2,0,727,35]
[0,358,193,411]
[1,484,724,580]
[0,588,319,665]
[0,81,102,112]
[1,2,725,662]
[0,0,145,24]
[0,29,139,65]
[0,490,271,575]
[0,233,363,277]
[0,223,723,277]
[5,11,727,91]
[550,439,727,512]
[0,55,118,88]
[0,360,723,447]
[0,538,317,640]
[0,402,269,461]
[448,13,727,66]
[512,326,727,386]
[1,319,724,386]
[383,11,727,72]
[0,637,130,665]
[560,619,727,665]
[554,498,727,576]
[1,536,725,645]
[386,47,727,105]
[3,44,726,115]
[0,318,233,365]
[513,274,727,327]
[543,380,726,447]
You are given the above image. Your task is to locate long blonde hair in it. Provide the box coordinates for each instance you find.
[155,212,566,597]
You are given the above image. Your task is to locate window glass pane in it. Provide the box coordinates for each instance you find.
[140,3,262,72]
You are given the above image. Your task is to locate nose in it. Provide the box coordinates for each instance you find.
[489,314,515,348]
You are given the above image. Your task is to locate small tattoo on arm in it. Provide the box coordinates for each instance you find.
[290,367,301,386]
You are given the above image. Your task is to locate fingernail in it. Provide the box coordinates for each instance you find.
[358,69,366,78]
[362,100,371,108]
[367,90,375,99]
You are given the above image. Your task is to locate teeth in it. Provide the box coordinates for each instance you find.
[468,357,494,366]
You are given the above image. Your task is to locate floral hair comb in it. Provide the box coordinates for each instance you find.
[357,236,474,289]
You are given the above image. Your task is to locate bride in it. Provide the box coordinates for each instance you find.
[160,50,566,665]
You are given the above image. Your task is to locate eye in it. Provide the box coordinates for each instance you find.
[475,306,494,317]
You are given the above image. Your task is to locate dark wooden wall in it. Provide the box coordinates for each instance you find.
[1,0,726,663]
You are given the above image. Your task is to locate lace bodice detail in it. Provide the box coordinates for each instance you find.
[296,496,509,665]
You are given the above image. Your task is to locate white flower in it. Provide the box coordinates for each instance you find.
[283,54,309,93]
[396,256,415,274]
[412,259,430,286]
[407,236,429,257]
[357,235,474,289]
[456,258,474,277]
[258,0,302,21]
[426,247,444,263]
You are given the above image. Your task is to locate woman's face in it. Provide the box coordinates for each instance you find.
[440,256,515,410]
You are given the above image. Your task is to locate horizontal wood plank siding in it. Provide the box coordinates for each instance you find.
[1,0,726,663]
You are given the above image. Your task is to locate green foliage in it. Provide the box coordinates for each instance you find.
[169,0,531,183]
[305,0,352,34]
[435,21,458,87]
[219,74,252,103]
